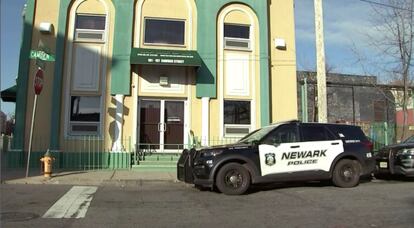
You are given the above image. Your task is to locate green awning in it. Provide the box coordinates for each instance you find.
[130,48,201,67]
[1,85,17,102]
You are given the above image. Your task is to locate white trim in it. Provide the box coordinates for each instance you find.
[111,94,124,152]
[218,5,258,138]
[201,97,210,146]
[184,99,189,149]
[159,100,166,147]
[132,67,139,149]
[134,0,145,48]
[63,0,110,138]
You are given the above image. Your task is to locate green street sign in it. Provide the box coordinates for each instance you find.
[30,50,55,62]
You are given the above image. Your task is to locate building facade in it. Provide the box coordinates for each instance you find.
[12,0,297,161]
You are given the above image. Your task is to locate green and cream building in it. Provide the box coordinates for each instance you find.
[10,0,297,167]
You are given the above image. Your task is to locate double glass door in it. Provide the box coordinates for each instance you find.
[139,99,185,151]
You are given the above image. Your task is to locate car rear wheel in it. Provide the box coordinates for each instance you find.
[216,163,250,195]
[332,159,361,188]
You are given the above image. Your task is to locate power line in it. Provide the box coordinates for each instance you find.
[359,0,414,12]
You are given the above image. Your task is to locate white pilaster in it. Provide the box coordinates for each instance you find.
[112,94,124,152]
[201,97,210,146]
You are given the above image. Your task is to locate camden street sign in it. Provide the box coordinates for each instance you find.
[30,50,55,62]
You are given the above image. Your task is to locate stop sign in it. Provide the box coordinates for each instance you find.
[34,68,44,95]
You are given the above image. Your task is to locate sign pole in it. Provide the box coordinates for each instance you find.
[26,68,44,178]
[26,94,38,178]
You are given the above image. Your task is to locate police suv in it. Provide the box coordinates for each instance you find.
[177,121,376,195]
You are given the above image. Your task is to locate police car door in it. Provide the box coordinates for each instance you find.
[258,124,343,176]
[293,124,343,172]
[258,123,302,176]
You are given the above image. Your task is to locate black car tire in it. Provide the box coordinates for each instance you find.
[216,163,251,195]
[332,159,361,188]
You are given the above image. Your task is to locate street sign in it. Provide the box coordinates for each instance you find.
[34,68,44,95]
[30,50,55,61]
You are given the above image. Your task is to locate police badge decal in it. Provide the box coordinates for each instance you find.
[265,153,276,166]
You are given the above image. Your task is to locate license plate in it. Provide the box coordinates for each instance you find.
[379,162,388,168]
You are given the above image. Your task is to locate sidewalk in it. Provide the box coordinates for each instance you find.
[0,168,178,186]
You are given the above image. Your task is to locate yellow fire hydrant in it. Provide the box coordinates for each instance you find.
[40,150,54,178]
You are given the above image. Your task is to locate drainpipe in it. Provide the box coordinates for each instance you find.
[304,77,308,122]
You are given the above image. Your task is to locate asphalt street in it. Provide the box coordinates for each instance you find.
[1,179,413,228]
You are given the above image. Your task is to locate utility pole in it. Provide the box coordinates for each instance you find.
[314,0,327,123]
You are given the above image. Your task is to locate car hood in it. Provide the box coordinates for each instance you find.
[199,143,252,151]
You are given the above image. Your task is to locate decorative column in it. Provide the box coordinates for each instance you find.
[112,94,124,152]
[201,97,210,146]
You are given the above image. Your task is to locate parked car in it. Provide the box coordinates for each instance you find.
[177,120,376,195]
[375,135,414,177]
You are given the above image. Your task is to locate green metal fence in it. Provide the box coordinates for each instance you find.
[1,136,132,170]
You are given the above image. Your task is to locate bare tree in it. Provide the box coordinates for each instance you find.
[358,0,414,139]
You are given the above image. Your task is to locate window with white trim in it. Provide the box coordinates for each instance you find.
[144,18,185,45]
[67,13,107,136]
[75,14,106,42]
[224,100,251,136]
[224,23,251,50]
[69,96,101,134]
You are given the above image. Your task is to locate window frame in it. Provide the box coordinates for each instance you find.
[223,23,251,51]
[68,95,102,136]
[143,17,186,47]
[74,14,107,43]
[65,11,107,138]
[223,100,252,137]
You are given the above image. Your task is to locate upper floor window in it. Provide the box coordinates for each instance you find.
[75,14,106,42]
[144,18,185,45]
[224,23,250,50]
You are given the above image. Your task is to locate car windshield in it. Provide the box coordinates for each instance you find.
[403,135,414,143]
[238,125,278,144]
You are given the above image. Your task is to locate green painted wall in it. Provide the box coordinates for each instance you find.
[49,0,71,150]
[111,0,134,95]
[14,0,36,150]
[195,0,270,126]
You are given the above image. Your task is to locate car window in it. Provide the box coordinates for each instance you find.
[300,125,335,142]
[327,125,367,142]
[261,124,298,145]
[403,135,414,143]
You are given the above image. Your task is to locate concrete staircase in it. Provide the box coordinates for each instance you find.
[132,153,180,171]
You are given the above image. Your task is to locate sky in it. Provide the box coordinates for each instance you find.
[0,0,390,116]
[0,0,26,117]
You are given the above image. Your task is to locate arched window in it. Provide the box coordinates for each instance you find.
[64,0,109,136]
[217,4,259,138]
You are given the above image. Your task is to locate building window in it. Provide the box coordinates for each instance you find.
[75,14,106,42]
[67,13,107,136]
[69,96,101,135]
[224,100,251,136]
[224,23,250,50]
[144,18,185,45]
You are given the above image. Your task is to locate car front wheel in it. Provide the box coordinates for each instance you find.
[332,159,361,188]
[216,163,250,195]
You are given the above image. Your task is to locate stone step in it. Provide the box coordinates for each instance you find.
[138,154,180,162]
[137,161,177,166]
[131,165,176,172]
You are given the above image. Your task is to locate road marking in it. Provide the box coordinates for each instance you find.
[42,186,98,219]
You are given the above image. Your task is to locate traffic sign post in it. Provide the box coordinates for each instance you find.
[26,68,44,178]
